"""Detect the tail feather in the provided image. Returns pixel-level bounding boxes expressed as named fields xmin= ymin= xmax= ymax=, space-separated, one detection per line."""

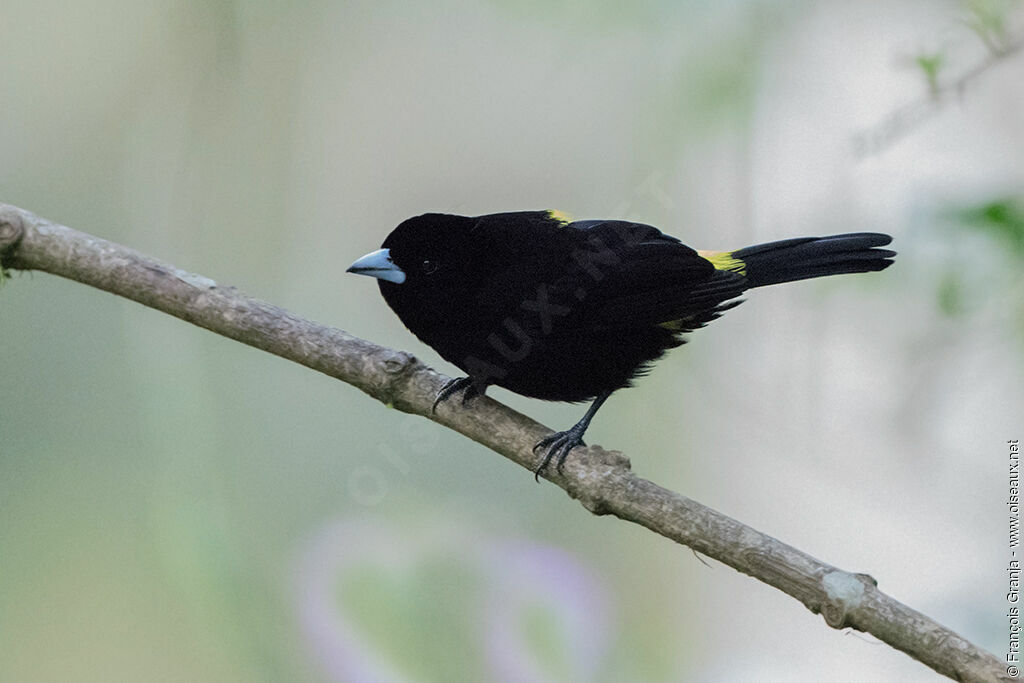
xmin=729 ymin=232 xmax=895 ymax=288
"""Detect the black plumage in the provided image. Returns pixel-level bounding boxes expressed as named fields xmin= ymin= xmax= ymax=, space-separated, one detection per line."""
xmin=347 ymin=210 xmax=895 ymax=477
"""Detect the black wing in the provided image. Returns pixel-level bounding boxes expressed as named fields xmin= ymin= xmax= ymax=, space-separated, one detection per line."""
xmin=558 ymin=220 xmax=748 ymax=332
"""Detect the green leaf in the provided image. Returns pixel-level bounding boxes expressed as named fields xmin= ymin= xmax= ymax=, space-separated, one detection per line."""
xmin=954 ymin=199 xmax=1024 ymax=256
xmin=914 ymin=53 xmax=945 ymax=94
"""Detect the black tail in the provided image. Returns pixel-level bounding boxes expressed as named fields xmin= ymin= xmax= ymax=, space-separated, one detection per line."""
xmin=732 ymin=233 xmax=895 ymax=288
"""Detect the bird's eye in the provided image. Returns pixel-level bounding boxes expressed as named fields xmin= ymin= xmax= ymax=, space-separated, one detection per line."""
xmin=421 ymin=259 xmax=438 ymax=275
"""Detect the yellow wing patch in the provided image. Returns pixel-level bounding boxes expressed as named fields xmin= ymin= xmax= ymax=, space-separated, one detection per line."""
xmin=546 ymin=210 xmax=573 ymax=225
xmin=698 ymin=250 xmax=746 ymax=275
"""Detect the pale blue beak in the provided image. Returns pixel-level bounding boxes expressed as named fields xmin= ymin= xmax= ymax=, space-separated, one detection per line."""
xmin=346 ymin=248 xmax=406 ymax=284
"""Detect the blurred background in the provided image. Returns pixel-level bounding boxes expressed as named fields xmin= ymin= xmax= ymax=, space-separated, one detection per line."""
xmin=2 ymin=0 xmax=1023 ymax=681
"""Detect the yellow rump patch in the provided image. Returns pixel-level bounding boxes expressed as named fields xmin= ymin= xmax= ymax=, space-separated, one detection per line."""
xmin=698 ymin=249 xmax=746 ymax=275
xmin=546 ymin=210 xmax=573 ymax=225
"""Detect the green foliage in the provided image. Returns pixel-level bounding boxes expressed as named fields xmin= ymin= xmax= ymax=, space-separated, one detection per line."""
xmin=914 ymin=53 xmax=945 ymax=94
xmin=938 ymin=197 xmax=1024 ymax=323
xmin=963 ymin=0 xmax=1013 ymax=52
xmin=955 ymin=198 xmax=1024 ymax=256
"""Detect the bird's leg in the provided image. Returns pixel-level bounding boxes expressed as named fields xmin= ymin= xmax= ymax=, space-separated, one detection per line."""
xmin=432 ymin=376 xmax=481 ymax=413
xmin=532 ymin=390 xmax=612 ymax=480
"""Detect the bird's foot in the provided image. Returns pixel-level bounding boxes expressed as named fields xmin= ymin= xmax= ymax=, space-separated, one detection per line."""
xmin=432 ymin=377 xmax=480 ymax=413
xmin=532 ymin=426 xmax=587 ymax=481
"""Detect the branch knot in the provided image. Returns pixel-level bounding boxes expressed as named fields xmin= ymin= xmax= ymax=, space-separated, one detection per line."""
xmin=0 ymin=208 xmax=25 ymax=255
xmin=374 ymin=350 xmax=420 ymax=405
xmin=382 ymin=351 xmax=415 ymax=376
xmin=821 ymin=570 xmax=873 ymax=629
xmin=566 ymin=446 xmax=632 ymax=514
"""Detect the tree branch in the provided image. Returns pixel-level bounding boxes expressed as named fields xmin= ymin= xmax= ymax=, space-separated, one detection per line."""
xmin=853 ymin=36 xmax=1024 ymax=158
xmin=0 ymin=202 xmax=1009 ymax=682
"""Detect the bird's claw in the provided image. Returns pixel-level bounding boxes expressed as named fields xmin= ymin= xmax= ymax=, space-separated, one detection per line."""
xmin=432 ymin=377 xmax=479 ymax=413
xmin=532 ymin=429 xmax=586 ymax=481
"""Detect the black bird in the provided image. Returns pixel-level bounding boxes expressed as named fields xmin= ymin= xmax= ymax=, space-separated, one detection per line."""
xmin=348 ymin=211 xmax=894 ymax=478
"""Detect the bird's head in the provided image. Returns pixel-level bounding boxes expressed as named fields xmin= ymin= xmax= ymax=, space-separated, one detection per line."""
xmin=348 ymin=213 xmax=503 ymax=336
xmin=347 ymin=213 xmax=479 ymax=290
xmin=347 ymin=211 xmax=570 ymax=342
